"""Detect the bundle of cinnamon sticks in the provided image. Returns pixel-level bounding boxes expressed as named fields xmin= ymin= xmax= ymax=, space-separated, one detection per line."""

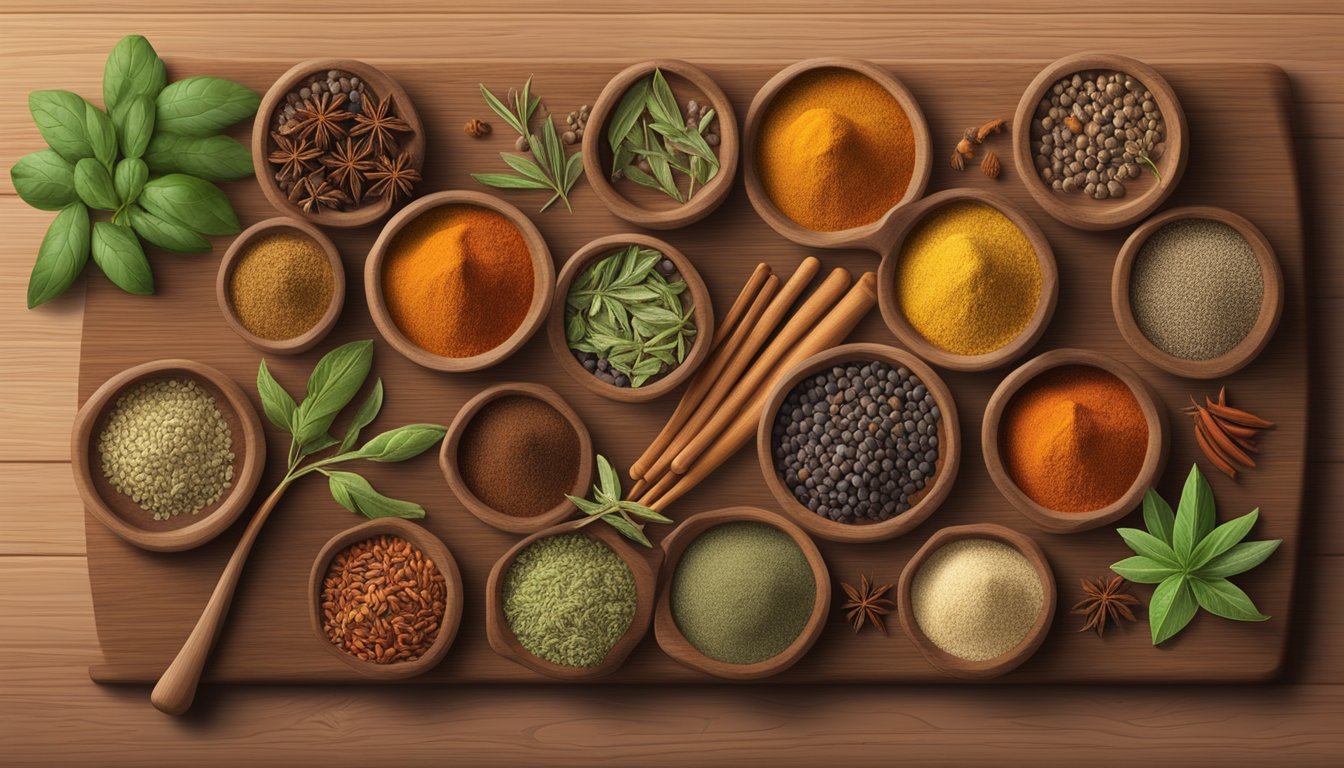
xmin=627 ymin=257 xmax=877 ymax=512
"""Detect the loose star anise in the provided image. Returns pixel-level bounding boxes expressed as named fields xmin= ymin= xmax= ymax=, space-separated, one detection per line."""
xmin=840 ymin=574 xmax=895 ymax=635
xmin=268 ymin=132 xmax=322 ymax=181
xmin=295 ymin=175 xmax=349 ymax=213
xmin=366 ymin=152 xmax=421 ymax=203
xmin=287 ymin=92 xmax=352 ymax=149
xmin=322 ymin=136 xmax=377 ymax=203
xmin=351 ymin=94 xmax=413 ymax=157
xmin=1072 ymin=575 xmax=1140 ymax=637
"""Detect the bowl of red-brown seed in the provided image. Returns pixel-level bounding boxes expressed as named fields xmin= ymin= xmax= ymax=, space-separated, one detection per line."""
xmin=308 ymin=517 xmax=463 ymax=679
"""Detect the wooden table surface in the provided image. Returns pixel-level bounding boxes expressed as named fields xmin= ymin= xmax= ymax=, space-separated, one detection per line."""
xmin=1 ymin=3 xmax=1341 ymax=766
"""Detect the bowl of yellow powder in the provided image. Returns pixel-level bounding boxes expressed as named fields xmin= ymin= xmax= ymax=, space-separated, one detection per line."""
xmin=877 ymin=189 xmax=1059 ymax=372
xmin=744 ymin=58 xmax=932 ymax=248
xmin=365 ymin=190 xmax=555 ymax=372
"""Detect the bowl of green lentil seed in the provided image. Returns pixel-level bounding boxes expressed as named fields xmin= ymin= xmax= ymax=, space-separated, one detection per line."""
xmin=71 ymin=359 xmax=267 ymax=552
xmin=1112 ymin=206 xmax=1284 ymax=379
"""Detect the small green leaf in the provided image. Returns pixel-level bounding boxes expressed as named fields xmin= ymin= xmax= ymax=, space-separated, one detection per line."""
xmin=29 ymin=90 xmax=94 ymax=164
xmin=11 ymin=150 xmax=77 ymax=211
xmin=144 ymin=134 xmax=253 ymax=181
xmin=478 ymin=82 xmax=526 ymax=136
xmin=1173 ymin=464 xmax=1215 ymax=562
xmin=27 ymin=202 xmax=90 ymax=309
xmin=471 ymin=171 xmax=551 ymax=190
xmin=139 ymin=174 xmax=240 ymax=236
xmin=1198 ymin=540 xmax=1281 ymax=579
xmin=1142 ymin=488 xmax=1176 ymax=546
xmin=1188 ymin=508 xmax=1259 ymax=570
xmin=354 ymin=424 xmax=446 ymax=463
xmin=113 ymin=158 xmax=148 ymax=205
xmin=90 ymin=221 xmax=153 ymax=295
xmin=154 ymin=76 xmax=260 ymax=136
xmin=647 ymin=69 xmax=682 ymax=127
xmin=84 ymin=105 xmax=117 ymax=169
xmin=1190 ymin=577 xmax=1269 ymax=622
xmin=566 ymin=495 xmax=606 ymax=516
xmin=1116 ymin=527 xmax=1183 ymax=568
xmin=602 ymin=512 xmax=651 ymax=547
xmin=325 ymin=471 xmax=426 ymax=520
xmin=103 ymin=35 xmax=166 ymax=114
xmin=256 ymin=359 xmax=297 ymax=434
xmin=596 ymin=454 xmax=622 ymax=500
xmin=620 ymin=502 xmax=672 ymax=524
xmin=292 ymin=340 xmax=373 ymax=446
xmin=73 ymin=158 xmax=120 ymax=211
xmin=1110 ymin=555 xmax=1180 ymax=584
xmin=112 ymin=95 xmax=155 ymax=160
xmin=338 ymin=379 xmax=383 ymax=454
xmin=608 ymin=78 xmax=650 ymax=152
xmin=1149 ymin=575 xmax=1198 ymax=645
xmin=299 ymin=434 xmax=340 ymax=457
xmin=125 ymin=204 xmax=211 ymax=253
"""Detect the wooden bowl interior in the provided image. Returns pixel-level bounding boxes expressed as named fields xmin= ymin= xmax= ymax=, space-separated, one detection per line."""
xmin=896 ymin=523 xmax=1057 ymax=680
xmin=756 ymin=343 xmax=961 ymax=543
xmin=653 ymin=506 xmax=831 ymax=680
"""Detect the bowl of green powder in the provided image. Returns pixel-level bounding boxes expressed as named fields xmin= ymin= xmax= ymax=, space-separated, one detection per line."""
xmin=71 ymin=359 xmax=267 ymax=552
xmin=486 ymin=523 xmax=659 ymax=680
xmin=655 ymin=507 xmax=830 ymax=680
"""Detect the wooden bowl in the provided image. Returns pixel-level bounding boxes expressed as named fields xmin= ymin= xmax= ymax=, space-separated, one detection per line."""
xmin=981 ymin=348 xmax=1169 ymax=534
xmin=875 ymin=188 xmax=1059 ymax=372
xmin=654 ymin=506 xmax=830 ymax=680
xmin=365 ymin=190 xmax=555 ymax=373
xmin=582 ymin=59 xmax=740 ymax=230
xmin=307 ymin=517 xmax=463 ymax=680
xmin=70 ymin=359 xmax=266 ymax=552
xmin=742 ymin=58 xmax=932 ymax=250
xmin=1011 ymin=52 xmax=1188 ymax=231
xmin=485 ymin=521 xmax=660 ymax=680
xmin=440 ymin=382 xmax=594 ymax=535
xmin=897 ymin=523 xmax=1056 ymax=680
xmin=253 ymin=58 xmax=425 ymax=229
xmin=756 ymin=343 xmax=961 ymax=543
xmin=216 ymin=216 xmax=345 ymax=355
xmin=547 ymin=233 xmax=714 ymax=403
xmin=1111 ymin=206 xmax=1284 ymax=379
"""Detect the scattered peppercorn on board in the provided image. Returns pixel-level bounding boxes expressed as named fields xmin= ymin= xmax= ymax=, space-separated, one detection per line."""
xmin=80 ymin=59 xmax=1304 ymax=684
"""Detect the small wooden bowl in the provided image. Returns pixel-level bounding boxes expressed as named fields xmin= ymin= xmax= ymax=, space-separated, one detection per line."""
xmin=308 ymin=517 xmax=464 ymax=680
xmin=70 ymin=359 xmax=266 ymax=552
xmin=897 ymin=523 xmax=1056 ymax=680
xmin=440 ymin=382 xmax=594 ymax=535
xmin=485 ymin=521 xmax=660 ymax=680
xmin=1012 ymin=52 xmax=1188 ymax=231
xmin=1112 ymin=206 xmax=1284 ymax=379
xmin=756 ymin=343 xmax=961 ymax=543
xmin=875 ymin=188 xmax=1059 ymax=372
xmin=742 ymin=58 xmax=933 ymax=251
xmin=253 ymin=58 xmax=425 ymax=229
xmin=216 ymin=216 xmax=345 ymax=355
xmin=365 ymin=190 xmax=555 ymax=373
xmin=981 ymin=348 xmax=1170 ymax=534
xmin=547 ymin=233 xmax=714 ymax=403
xmin=582 ymin=59 xmax=740 ymax=230
xmin=654 ymin=506 xmax=830 ymax=680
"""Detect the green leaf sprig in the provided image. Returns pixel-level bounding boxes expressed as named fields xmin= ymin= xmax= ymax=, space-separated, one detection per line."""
xmin=256 ymin=340 xmax=446 ymax=520
xmin=1111 ymin=464 xmax=1281 ymax=645
xmin=608 ymin=69 xmax=719 ymax=202
xmin=471 ymin=76 xmax=584 ymax=213
xmin=13 ymin=34 xmax=258 ymax=308
xmin=566 ymin=455 xmax=672 ymax=547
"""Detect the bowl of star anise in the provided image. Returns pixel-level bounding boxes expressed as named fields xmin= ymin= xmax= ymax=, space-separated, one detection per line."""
xmin=253 ymin=59 xmax=426 ymax=228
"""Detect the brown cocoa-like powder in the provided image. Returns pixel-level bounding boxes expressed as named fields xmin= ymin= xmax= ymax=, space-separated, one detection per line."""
xmin=458 ymin=395 xmax=581 ymax=517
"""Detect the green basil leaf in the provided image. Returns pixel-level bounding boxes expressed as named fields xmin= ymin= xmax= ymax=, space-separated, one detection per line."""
xmin=126 ymin=204 xmax=211 ymax=253
xmin=11 ymin=150 xmax=77 ymax=211
xmin=1142 ymin=488 xmax=1176 ymax=546
xmin=299 ymin=434 xmax=340 ymax=458
xmin=1173 ymin=464 xmax=1215 ymax=562
xmin=26 ymin=202 xmax=90 ymax=308
xmin=608 ymin=78 xmax=649 ymax=151
xmin=154 ymin=76 xmax=260 ymax=136
xmin=1149 ymin=574 xmax=1198 ymax=646
xmin=1116 ymin=527 xmax=1182 ymax=568
xmin=325 ymin=471 xmax=426 ymax=520
xmin=85 ymin=105 xmax=117 ymax=169
xmin=139 ymin=174 xmax=240 ymax=235
xmin=112 ymin=95 xmax=155 ymax=160
xmin=144 ymin=133 xmax=253 ymax=181
xmin=1189 ymin=576 xmax=1269 ymax=622
xmin=1197 ymin=540 xmax=1281 ymax=579
xmin=602 ymin=513 xmax=651 ymax=547
xmin=355 ymin=423 xmax=446 ymax=463
xmin=471 ymin=171 xmax=551 ymax=190
xmin=256 ymin=359 xmax=297 ymax=434
xmin=91 ymin=221 xmax=153 ymax=295
xmin=292 ymin=340 xmax=374 ymax=445
xmin=113 ymin=158 xmax=148 ymax=205
xmin=338 ymin=379 xmax=383 ymax=454
xmin=29 ymin=90 xmax=94 ymax=164
xmin=73 ymin=158 xmax=119 ymax=211
xmin=1188 ymin=508 xmax=1259 ymax=570
xmin=1109 ymin=555 xmax=1179 ymax=585
xmin=103 ymin=34 xmax=166 ymax=114
xmin=596 ymin=454 xmax=622 ymax=501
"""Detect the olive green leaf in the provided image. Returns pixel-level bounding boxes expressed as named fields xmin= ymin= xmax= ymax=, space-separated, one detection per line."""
xmin=1199 ymin=540 xmax=1282 ymax=579
xmin=1189 ymin=577 xmax=1269 ymax=622
xmin=91 ymin=221 xmax=153 ymax=295
xmin=154 ymin=76 xmax=260 ymax=136
xmin=139 ymin=174 xmax=240 ymax=235
xmin=144 ymin=134 xmax=253 ymax=181
xmin=292 ymin=340 xmax=373 ymax=445
xmin=27 ymin=202 xmax=90 ymax=309
xmin=1141 ymin=488 xmax=1176 ymax=547
xmin=566 ymin=454 xmax=671 ymax=547
xmin=112 ymin=95 xmax=155 ymax=160
xmin=125 ymin=204 xmax=211 ymax=253
xmin=103 ymin=34 xmax=166 ymax=114
xmin=608 ymin=78 xmax=649 ymax=152
xmin=1108 ymin=555 xmax=1179 ymax=585
xmin=338 ymin=379 xmax=384 ymax=454
xmin=1148 ymin=574 xmax=1198 ymax=646
xmin=256 ymin=359 xmax=297 ymax=433
xmin=73 ymin=158 xmax=119 ymax=211
xmin=299 ymin=434 xmax=341 ymax=458
xmin=29 ymin=90 xmax=95 ymax=164
xmin=113 ymin=158 xmax=148 ymax=206
xmin=472 ymin=77 xmax=582 ymax=213
xmin=11 ymin=150 xmax=77 ymax=211
xmin=84 ymin=105 xmax=117 ymax=169
xmin=325 ymin=471 xmax=426 ymax=520
xmin=353 ymin=424 xmax=446 ymax=464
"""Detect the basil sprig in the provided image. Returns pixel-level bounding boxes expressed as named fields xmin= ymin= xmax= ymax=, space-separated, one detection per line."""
xmin=255 ymin=341 xmax=446 ymax=521
xmin=471 ymin=76 xmax=584 ymax=213
xmin=567 ymin=455 xmax=672 ymax=547
xmin=12 ymin=34 xmax=257 ymax=308
xmin=1111 ymin=464 xmax=1281 ymax=645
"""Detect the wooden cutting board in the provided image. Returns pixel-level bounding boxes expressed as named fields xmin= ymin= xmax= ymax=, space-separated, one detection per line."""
xmin=81 ymin=59 xmax=1305 ymax=684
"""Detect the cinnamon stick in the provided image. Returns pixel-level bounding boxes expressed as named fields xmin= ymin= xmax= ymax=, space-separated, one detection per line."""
xmin=711 ymin=263 xmax=772 ymax=349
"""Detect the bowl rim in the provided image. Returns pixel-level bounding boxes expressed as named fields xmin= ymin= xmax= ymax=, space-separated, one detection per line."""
xmin=581 ymin=58 xmax=741 ymax=230
xmin=546 ymin=232 xmax=715 ymax=403
xmin=875 ymin=188 xmax=1060 ymax=372
xmin=981 ymin=347 xmax=1170 ymax=534
xmin=364 ymin=189 xmax=555 ymax=373
xmin=1111 ymin=205 xmax=1285 ymax=379
xmin=896 ymin=522 xmax=1057 ymax=680
xmin=1010 ymin=51 xmax=1188 ymax=232
xmin=742 ymin=57 xmax=933 ymax=251
xmin=484 ymin=520 xmax=661 ymax=680
xmin=252 ymin=58 xmax=426 ymax=229
xmin=439 ymin=381 xmax=595 ymax=535
xmin=654 ymin=506 xmax=831 ymax=680
xmin=307 ymin=517 xmax=464 ymax=679
xmin=216 ymin=216 xmax=346 ymax=356
xmin=70 ymin=359 xmax=267 ymax=552
xmin=755 ymin=343 xmax=962 ymax=543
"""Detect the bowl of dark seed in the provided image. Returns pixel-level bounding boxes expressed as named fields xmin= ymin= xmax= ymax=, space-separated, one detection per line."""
xmin=253 ymin=59 xmax=426 ymax=229
xmin=547 ymin=233 xmax=714 ymax=403
xmin=1012 ymin=52 xmax=1187 ymax=231
xmin=757 ymin=343 xmax=961 ymax=543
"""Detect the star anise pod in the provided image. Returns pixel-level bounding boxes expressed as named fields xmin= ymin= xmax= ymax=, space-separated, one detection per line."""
xmin=1072 ymin=575 xmax=1140 ymax=637
xmin=366 ymin=152 xmax=421 ymax=204
xmin=268 ymin=132 xmax=322 ymax=181
xmin=287 ymin=92 xmax=351 ymax=149
xmin=840 ymin=574 xmax=895 ymax=636
xmin=321 ymin=136 xmax=376 ymax=203
xmin=295 ymin=174 xmax=349 ymax=213
xmin=351 ymin=94 xmax=413 ymax=158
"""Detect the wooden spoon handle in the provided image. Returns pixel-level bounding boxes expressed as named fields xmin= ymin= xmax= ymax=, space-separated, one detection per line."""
xmin=150 ymin=483 xmax=287 ymax=715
